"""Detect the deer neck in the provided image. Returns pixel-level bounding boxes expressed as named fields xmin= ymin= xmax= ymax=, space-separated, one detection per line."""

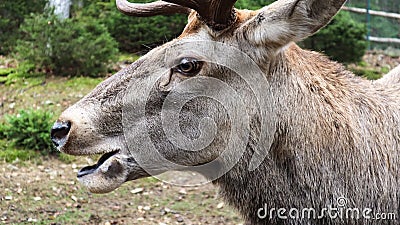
xmin=212 ymin=44 xmax=368 ymax=224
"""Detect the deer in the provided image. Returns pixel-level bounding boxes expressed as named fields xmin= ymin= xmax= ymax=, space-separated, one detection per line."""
xmin=50 ymin=0 xmax=400 ymax=224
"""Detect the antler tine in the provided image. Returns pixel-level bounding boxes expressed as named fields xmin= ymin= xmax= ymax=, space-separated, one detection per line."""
xmin=116 ymin=0 xmax=190 ymax=17
xmin=207 ymin=0 xmax=238 ymax=28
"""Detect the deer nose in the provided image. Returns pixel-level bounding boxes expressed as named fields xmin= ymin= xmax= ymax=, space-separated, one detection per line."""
xmin=51 ymin=121 xmax=71 ymax=148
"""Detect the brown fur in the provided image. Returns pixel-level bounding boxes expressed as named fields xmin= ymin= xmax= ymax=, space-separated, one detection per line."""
xmin=218 ymin=44 xmax=400 ymax=224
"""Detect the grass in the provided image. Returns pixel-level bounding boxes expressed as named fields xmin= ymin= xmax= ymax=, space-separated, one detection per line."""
xmin=118 ymin=53 xmax=141 ymax=64
xmin=0 ymin=75 xmax=103 ymax=121
xmin=0 ymin=148 xmax=39 ymax=163
xmin=347 ymin=60 xmax=387 ymax=80
xmin=0 ymin=139 xmax=74 ymax=164
xmin=58 ymin=153 xmax=77 ymax=164
xmin=0 ymin=67 xmax=15 ymax=76
xmin=0 ymin=68 xmax=15 ymax=83
xmin=0 ymin=140 xmax=41 ymax=163
xmin=64 ymin=76 xmax=104 ymax=89
xmin=0 ymin=139 xmax=41 ymax=163
xmin=349 ymin=67 xmax=383 ymax=80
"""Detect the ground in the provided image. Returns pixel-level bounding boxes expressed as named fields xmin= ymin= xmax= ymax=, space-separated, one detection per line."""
xmin=0 ymin=51 xmax=399 ymax=225
xmin=0 ymin=158 xmax=242 ymax=225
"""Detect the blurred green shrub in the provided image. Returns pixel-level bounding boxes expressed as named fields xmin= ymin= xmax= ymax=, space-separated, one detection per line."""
xmin=302 ymin=12 xmax=368 ymax=64
xmin=0 ymin=62 xmax=37 ymax=85
xmin=15 ymin=13 xmax=118 ymax=76
xmin=0 ymin=109 xmax=55 ymax=154
xmin=0 ymin=0 xmax=47 ymax=55
xmin=74 ymin=0 xmax=187 ymax=53
xmin=235 ymin=0 xmax=275 ymax=9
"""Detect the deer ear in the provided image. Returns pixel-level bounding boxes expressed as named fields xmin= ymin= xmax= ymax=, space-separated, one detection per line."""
xmin=242 ymin=0 xmax=346 ymax=47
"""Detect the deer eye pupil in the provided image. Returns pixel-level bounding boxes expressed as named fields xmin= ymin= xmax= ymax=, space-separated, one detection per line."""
xmin=180 ymin=61 xmax=194 ymax=72
xmin=176 ymin=58 xmax=202 ymax=76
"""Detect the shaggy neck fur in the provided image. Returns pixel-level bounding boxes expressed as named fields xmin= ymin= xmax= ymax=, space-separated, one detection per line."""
xmin=215 ymin=44 xmax=400 ymax=225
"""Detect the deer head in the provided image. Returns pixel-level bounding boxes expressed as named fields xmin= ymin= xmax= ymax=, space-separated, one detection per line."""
xmin=51 ymin=0 xmax=346 ymax=193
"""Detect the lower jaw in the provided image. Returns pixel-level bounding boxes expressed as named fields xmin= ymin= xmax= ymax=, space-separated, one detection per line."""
xmin=76 ymin=156 xmax=127 ymax=194
xmin=77 ymin=175 xmax=125 ymax=194
xmin=77 ymin=150 xmax=120 ymax=178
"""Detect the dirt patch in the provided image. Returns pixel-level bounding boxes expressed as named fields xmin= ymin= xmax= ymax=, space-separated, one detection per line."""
xmin=363 ymin=51 xmax=400 ymax=70
xmin=0 ymin=158 xmax=243 ymax=224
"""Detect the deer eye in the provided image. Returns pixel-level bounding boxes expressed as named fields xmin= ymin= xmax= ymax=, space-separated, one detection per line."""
xmin=175 ymin=58 xmax=203 ymax=76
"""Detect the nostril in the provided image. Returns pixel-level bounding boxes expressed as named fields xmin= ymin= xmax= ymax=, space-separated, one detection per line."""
xmin=51 ymin=121 xmax=71 ymax=148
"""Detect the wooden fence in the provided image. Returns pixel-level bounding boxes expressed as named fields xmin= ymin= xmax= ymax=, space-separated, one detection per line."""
xmin=342 ymin=6 xmax=400 ymax=45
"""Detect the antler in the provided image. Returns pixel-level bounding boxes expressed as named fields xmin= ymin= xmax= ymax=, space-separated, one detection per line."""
xmin=116 ymin=0 xmax=238 ymax=30
xmin=116 ymin=0 xmax=190 ymax=17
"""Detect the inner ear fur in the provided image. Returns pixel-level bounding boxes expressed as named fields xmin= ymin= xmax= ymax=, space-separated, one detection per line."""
xmin=240 ymin=0 xmax=346 ymax=47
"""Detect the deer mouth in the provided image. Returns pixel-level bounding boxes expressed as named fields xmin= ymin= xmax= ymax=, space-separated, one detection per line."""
xmin=74 ymin=148 xmax=131 ymax=193
xmin=77 ymin=150 xmax=120 ymax=178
